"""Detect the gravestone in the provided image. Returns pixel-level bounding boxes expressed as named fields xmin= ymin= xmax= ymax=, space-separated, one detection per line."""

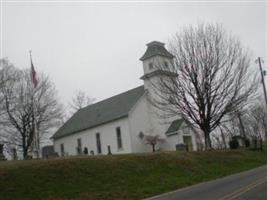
xmin=107 ymin=145 xmax=112 ymax=155
xmin=175 ymin=143 xmax=187 ymax=151
xmin=0 ymin=144 xmax=6 ymax=161
xmin=42 ymin=145 xmax=58 ymax=159
xmin=83 ymin=147 xmax=88 ymax=155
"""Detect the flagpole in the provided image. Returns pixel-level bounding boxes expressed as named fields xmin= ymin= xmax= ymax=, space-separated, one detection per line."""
xmin=29 ymin=50 xmax=40 ymax=159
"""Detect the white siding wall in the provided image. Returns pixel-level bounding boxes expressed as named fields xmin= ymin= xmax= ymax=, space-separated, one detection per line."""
xmin=164 ymin=133 xmax=182 ymax=151
xmin=142 ymin=55 xmax=178 ymax=141
xmin=128 ymin=94 xmax=198 ymax=152
xmin=142 ymin=55 xmax=174 ymax=80
xmin=128 ymin=94 xmax=173 ymax=152
xmin=54 ymin=118 xmax=132 ymax=156
xmin=165 ymin=123 xmax=198 ymax=151
xmin=139 ymin=54 xmax=198 ymax=151
xmin=128 ymin=95 xmax=154 ymax=153
xmin=54 ymin=96 xmax=198 ymax=156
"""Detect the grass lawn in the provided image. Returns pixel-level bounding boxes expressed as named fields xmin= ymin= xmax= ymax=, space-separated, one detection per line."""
xmin=1 ymin=150 xmax=267 ymax=200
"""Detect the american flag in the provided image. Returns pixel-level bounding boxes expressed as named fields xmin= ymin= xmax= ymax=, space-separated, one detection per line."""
xmin=30 ymin=51 xmax=38 ymax=88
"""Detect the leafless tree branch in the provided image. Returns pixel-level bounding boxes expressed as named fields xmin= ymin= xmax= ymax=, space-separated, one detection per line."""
xmin=149 ymin=24 xmax=259 ymax=149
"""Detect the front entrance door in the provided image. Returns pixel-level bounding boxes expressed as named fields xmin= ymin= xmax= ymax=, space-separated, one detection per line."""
xmin=183 ymin=136 xmax=193 ymax=151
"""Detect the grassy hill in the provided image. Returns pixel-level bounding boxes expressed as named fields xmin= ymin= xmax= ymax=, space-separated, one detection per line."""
xmin=1 ymin=150 xmax=267 ymax=200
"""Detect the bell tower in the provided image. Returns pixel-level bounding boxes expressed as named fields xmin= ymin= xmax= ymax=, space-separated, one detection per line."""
xmin=139 ymin=41 xmax=177 ymax=139
xmin=140 ymin=41 xmax=176 ymax=90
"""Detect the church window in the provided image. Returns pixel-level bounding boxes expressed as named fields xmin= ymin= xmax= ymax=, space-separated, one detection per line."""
xmin=116 ymin=127 xmax=123 ymax=149
xmin=60 ymin=143 xmax=64 ymax=156
xmin=138 ymin=132 xmax=144 ymax=139
xmin=149 ymin=62 xmax=153 ymax=70
xmin=77 ymin=138 xmax=82 ymax=155
xmin=96 ymin=133 xmax=102 ymax=154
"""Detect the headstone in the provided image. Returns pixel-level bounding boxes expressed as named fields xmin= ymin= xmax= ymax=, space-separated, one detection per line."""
xmin=175 ymin=143 xmax=187 ymax=151
xmin=42 ymin=145 xmax=57 ymax=159
xmin=83 ymin=147 xmax=88 ymax=155
xmin=107 ymin=145 xmax=112 ymax=155
xmin=0 ymin=144 xmax=7 ymax=161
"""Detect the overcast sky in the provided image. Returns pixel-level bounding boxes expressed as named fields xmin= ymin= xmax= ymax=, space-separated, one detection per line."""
xmin=1 ymin=1 xmax=266 ymax=112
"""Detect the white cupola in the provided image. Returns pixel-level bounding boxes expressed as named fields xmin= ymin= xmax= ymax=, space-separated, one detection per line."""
xmin=140 ymin=41 xmax=176 ymax=90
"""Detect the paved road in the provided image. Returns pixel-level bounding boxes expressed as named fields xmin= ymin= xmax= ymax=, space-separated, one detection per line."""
xmin=146 ymin=165 xmax=267 ymax=200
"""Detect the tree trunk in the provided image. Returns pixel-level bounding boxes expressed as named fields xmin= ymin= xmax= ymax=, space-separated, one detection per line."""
xmin=23 ymin=148 xmax=28 ymax=159
xmin=152 ymin=144 xmax=155 ymax=152
xmin=22 ymin=136 xmax=28 ymax=159
xmin=221 ymin=130 xmax=227 ymax=149
xmin=203 ymin=126 xmax=212 ymax=150
xmin=237 ymin=112 xmax=246 ymax=147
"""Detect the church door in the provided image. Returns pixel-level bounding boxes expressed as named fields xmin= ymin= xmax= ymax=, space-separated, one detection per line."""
xmin=183 ymin=136 xmax=193 ymax=151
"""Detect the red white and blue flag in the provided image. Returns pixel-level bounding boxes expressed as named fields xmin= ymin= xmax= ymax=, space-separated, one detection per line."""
xmin=30 ymin=52 xmax=38 ymax=88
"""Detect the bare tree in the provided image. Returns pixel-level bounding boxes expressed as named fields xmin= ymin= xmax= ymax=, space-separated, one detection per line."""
xmin=150 ymin=24 xmax=258 ymax=149
xmin=0 ymin=58 xmax=63 ymax=159
xmin=210 ymin=125 xmax=229 ymax=150
xmin=143 ymin=134 xmax=165 ymax=152
xmin=0 ymin=58 xmax=13 ymax=117
xmin=243 ymin=103 xmax=267 ymax=140
xmin=69 ymin=90 xmax=95 ymax=114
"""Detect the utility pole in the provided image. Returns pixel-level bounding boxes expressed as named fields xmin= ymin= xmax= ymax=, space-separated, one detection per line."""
xmin=256 ymin=57 xmax=267 ymax=107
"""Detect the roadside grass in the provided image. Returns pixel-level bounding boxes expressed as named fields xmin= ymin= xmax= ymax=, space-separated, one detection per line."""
xmin=1 ymin=150 xmax=267 ymax=200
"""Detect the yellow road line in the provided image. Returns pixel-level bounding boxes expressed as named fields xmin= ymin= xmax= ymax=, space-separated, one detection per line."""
xmin=219 ymin=176 xmax=267 ymax=200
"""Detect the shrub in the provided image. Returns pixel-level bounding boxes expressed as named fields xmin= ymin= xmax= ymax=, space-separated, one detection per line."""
xmin=229 ymin=139 xmax=239 ymax=149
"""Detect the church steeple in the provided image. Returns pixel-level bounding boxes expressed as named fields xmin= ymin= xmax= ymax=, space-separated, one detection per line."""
xmin=140 ymin=41 xmax=176 ymax=89
xmin=140 ymin=41 xmax=174 ymax=61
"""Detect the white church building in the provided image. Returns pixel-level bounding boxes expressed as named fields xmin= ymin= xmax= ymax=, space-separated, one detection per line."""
xmin=52 ymin=41 xmax=198 ymax=156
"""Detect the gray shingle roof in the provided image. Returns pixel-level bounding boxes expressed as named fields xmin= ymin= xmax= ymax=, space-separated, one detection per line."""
xmin=140 ymin=41 xmax=174 ymax=61
xmin=52 ymin=85 xmax=145 ymax=139
xmin=140 ymin=70 xmax=178 ymax=80
xmin=165 ymin=119 xmax=185 ymax=135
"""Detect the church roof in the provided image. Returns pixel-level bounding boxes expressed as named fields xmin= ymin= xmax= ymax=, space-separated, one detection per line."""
xmin=52 ymin=85 xmax=145 ymax=139
xmin=165 ymin=119 xmax=185 ymax=135
xmin=140 ymin=69 xmax=178 ymax=80
xmin=140 ymin=41 xmax=174 ymax=61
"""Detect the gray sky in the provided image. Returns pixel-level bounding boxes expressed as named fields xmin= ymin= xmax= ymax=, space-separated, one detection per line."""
xmin=1 ymin=1 xmax=266 ymax=111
